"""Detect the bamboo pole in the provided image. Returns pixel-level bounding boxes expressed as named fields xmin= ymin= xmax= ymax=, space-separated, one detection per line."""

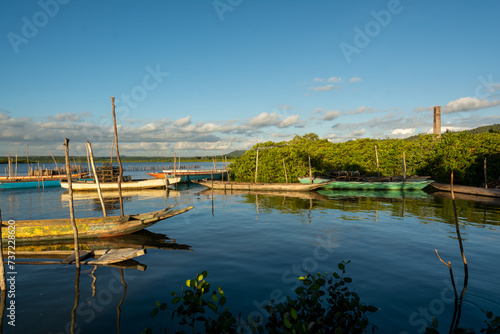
xmin=254 ymin=149 xmax=259 ymax=183
xmin=15 ymin=154 xmax=17 ymax=177
xmin=283 ymin=158 xmax=288 ymax=183
xmin=85 ymin=144 xmax=91 ymax=178
xmin=63 ymin=138 xmax=80 ymax=268
xmin=111 ymin=96 xmax=124 ymax=217
xmin=375 ymin=145 xmax=380 ymax=178
xmin=26 ymin=144 xmax=30 ymax=173
xmin=484 ymin=157 xmax=488 ymax=188
xmin=174 ymin=153 xmax=177 ymax=177
xmin=308 ymin=156 xmax=312 ymax=184
xmin=402 ymin=152 xmax=407 ymax=180
xmin=48 ymin=151 xmax=59 ymax=173
xmin=0 ymin=210 xmax=6 ymax=291
xmin=86 ymin=142 xmax=107 ymax=217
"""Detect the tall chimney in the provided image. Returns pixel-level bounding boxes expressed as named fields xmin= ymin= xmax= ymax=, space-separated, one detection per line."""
xmin=433 ymin=106 xmax=441 ymax=137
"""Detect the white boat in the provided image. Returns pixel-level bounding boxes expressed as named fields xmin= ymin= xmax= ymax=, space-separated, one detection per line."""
xmin=60 ymin=177 xmax=180 ymax=191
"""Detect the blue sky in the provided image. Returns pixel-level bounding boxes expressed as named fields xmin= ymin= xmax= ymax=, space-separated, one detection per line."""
xmin=1 ymin=0 xmax=499 ymax=158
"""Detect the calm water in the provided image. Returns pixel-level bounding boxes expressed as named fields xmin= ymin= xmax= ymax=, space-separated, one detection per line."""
xmin=1 ymin=163 xmax=500 ymax=334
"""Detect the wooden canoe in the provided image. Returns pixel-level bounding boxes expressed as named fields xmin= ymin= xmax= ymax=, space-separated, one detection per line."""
xmin=60 ymin=177 xmax=180 ymax=191
xmin=148 ymin=170 xmax=225 ymax=183
xmin=1 ymin=205 xmax=193 ymax=242
xmin=194 ymin=180 xmax=328 ymax=192
xmin=429 ymin=182 xmax=500 ymax=198
xmin=320 ymin=179 xmax=432 ymax=191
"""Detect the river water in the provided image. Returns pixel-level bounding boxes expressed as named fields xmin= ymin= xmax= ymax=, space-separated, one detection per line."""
xmin=1 ymin=162 xmax=499 ymax=333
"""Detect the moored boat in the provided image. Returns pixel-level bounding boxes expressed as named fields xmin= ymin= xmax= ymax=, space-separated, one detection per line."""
xmin=297 ymin=176 xmax=332 ymax=184
xmin=147 ymin=169 xmax=226 ymax=183
xmin=320 ymin=177 xmax=432 ymax=191
xmin=0 ymin=172 xmax=89 ymax=189
xmin=429 ymin=182 xmax=500 ymax=198
xmin=60 ymin=177 xmax=180 ymax=191
xmin=1 ymin=205 xmax=193 ymax=242
xmin=194 ymin=180 xmax=329 ymax=192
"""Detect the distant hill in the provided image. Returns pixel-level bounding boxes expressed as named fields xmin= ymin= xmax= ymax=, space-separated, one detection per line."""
xmin=467 ymin=124 xmax=500 ymax=134
xmin=406 ymin=124 xmax=500 ymax=141
xmin=226 ymin=150 xmax=246 ymax=158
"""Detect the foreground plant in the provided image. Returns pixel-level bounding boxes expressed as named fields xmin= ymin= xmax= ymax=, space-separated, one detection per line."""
xmin=265 ymin=260 xmax=377 ymax=334
xmin=142 ymin=261 xmax=378 ymax=333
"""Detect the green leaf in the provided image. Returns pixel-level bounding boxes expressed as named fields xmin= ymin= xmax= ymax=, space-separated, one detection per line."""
xmin=207 ymin=301 xmax=217 ymax=312
xmin=284 ymin=318 xmax=292 ymax=328
xmin=171 ymin=296 xmax=181 ymax=304
xmin=332 ymin=272 xmax=340 ymax=279
xmin=291 ymin=308 xmax=297 ymax=320
xmin=344 ymin=277 xmax=352 ymax=283
xmin=186 ymin=279 xmax=195 ymax=287
xmin=150 ymin=308 xmax=159 ymax=317
xmin=338 ymin=263 xmax=345 ymax=270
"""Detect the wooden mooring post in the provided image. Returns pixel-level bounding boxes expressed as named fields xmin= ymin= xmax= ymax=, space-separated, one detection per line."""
xmin=484 ymin=157 xmax=488 ymax=188
xmin=64 ymin=138 xmax=80 ymax=269
xmin=375 ymin=145 xmax=380 ymax=178
xmin=86 ymin=141 xmax=107 ymax=217
xmin=283 ymin=158 xmax=288 ymax=183
xmin=255 ymin=149 xmax=259 ymax=183
xmin=308 ymin=156 xmax=312 ymax=184
xmin=111 ymin=96 xmax=124 ymax=217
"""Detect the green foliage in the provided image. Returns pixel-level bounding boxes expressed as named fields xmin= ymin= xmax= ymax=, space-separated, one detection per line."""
xmin=229 ymin=132 xmax=500 ymax=187
xmin=265 ymin=260 xmax=377 ymax=334
xmin=143 ymin=263 xmax=377 ymax=334
xmin=481 ymin=310 xmax=500 ymax=333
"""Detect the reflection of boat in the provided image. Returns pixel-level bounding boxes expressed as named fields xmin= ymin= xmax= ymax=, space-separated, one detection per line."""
xmin=2 ymin=205 xmax=193 ymax=242
xmin=61 ymin=188 xmax=181 ymax=201
xmin=194 ymin=180 xmax=327 ymax=192
xmin=320 ymin=178 xmax=432 ymax=191
xmin=147 ymin=169 xmax=226 ymax=183
xmin=430 ymin=191 xmax=500 ymax=206
xmin=60 ymin=177 xmax=180 ymax=191
xmin=429 ymin=182 xmax=500 ymax=198
xmin=9 ymin=230 xmax=193 ymax=259
xmin=199 ymin=188 xmax=329 ymax=201
xmin=318 ymin=189 xmax=432 ymax=200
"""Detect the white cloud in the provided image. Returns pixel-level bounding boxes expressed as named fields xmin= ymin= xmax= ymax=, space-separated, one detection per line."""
xmin=174 ymin=116 xmax=192 ymax=127
xmin=352 ymin=129 xmax=365 ymax=137
xmin=248 ymin=112 xmax=281 ymax=127
xmin=327 ymin=76 xmax=342 ymax=83
xmin=308 ymin=85 xmax=339 ymax=92
xmin=47 ymin=112 xmax=88 ymax=122
xmin=443 ymin=97 xmax=500 ymax=113
xmin=279 ymin=115 xmax=300 ymax=128
xmin=349 ymin=76 xmax=362 ymax=83
xmin=322 ymin=110 xmax=341 ymax=121
xmin=389 ymin=128 xmax=415 ymax=136
xmin=313 ymin=78 xmax=324 ymax=82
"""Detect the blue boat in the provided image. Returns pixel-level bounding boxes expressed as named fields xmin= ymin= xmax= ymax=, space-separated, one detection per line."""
xmin=0 ymin=180 xmax=61 ymax=189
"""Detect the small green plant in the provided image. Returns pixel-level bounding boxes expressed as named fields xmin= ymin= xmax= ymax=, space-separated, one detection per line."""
xmin=143 ymin=262 xmax=378 ymax=334
xmin=265 ymin=260 xmax=377 ymax=333
xmin=481 ymin=310 xmax=500 ymax=334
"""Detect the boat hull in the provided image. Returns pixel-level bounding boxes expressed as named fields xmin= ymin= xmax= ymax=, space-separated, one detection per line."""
xmin=298 ymin=177 xmax=332 ymax=184
xmin=320 ymin=180 xmax=432 ymax=191
xmin=60 ymin=177 xmax=180 ymax=191
xmin=429 ymin=182 xmax=500 ymax=198
xmin=1 ymin=205 xmax=193 ymax=242
xmin=0 ymin=180 xmax=61 ymax=189
xmin=148 ymin=170 xmax=225 ymax=183
xmin=195 ymin=180 xmax=327 ymax=191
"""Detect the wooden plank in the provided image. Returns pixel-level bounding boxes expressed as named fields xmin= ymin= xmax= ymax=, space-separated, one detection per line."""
xmin=62 ymin=250 xmax=93 ymax=264
xmin=85 ymin=248 xmax=146 ymax=265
